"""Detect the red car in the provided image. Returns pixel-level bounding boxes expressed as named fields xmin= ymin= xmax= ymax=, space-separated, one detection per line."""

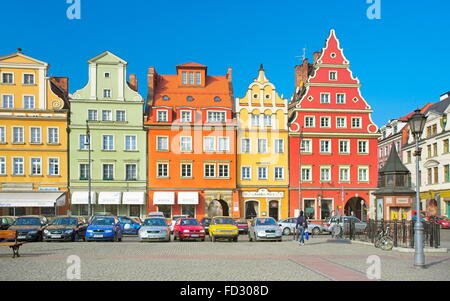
xmin=234 ymin=218 xmax=249 ymax=234
xmin=429 ymin=216 xmax=450 ymax=229
xmin=173 ymin=218 xmax=206 ymax=241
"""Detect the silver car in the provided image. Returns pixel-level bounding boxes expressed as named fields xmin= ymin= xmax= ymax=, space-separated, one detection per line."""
xmin=278 ymin=217 xmax=328 ymax=235
xmin=326 ymin=216 xmax=367 ymax=234
xmin=248 ymin=217 xmax=283 ymax=242
xmin=138 ymin=217 xmax=171 ymax=242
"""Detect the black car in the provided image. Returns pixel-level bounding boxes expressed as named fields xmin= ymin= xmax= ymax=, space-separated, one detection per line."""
xmin=0 ymin=216 xmax=15 ymax=230
xmin=200 ymin=217 xmax=211 ymax=234
xmin=43 ymin=216 xmax=88 ymax=242
xmin=8 ymin=216 xmax=48 ymax=242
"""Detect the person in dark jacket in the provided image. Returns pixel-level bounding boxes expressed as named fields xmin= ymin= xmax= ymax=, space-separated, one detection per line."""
xmin=296 ymin=211 xmax=307 ymax=245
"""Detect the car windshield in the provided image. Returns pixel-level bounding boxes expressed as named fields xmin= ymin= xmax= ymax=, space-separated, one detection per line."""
xmin=14 ymin=217 xmax=41 ymax=226
xmin=52 ymin=218 xmax=77 ymax=226
xmin=143 ymin=218 xmax=167 ymax=226
xmin=119 ymin=217 xmax=132 ymax=224
xmin=256 ymin=218 xmax=277 ymax=226
xmin=173 ymin=216 xmax=186 ymax=221
xmin=181 ymin=219 xmax=200 ymax=226
xmin=202 ymin=219 xmax=211 ymax=225
xmin=91 ymin=217 xmax=115 ymax=226
xmin=214 ymin=218 xmax=235 ymax=225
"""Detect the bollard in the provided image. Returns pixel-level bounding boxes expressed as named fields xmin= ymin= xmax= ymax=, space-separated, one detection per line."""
xmin=410 ymin=220 xmax=415 ymax=248
xmin=394 ymin=220 xmax=398 ymax=248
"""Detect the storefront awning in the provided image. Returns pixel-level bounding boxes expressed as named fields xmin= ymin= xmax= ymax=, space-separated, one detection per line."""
xmin=98 ymin=192 xmax=122 ymax=205
xmin=122 ymin=192 xmax=145 ymax=205
xmin=71 ymin=191 xmax=97 ymax=205
xmin=0 ymin=192 xmax=66 ymax=207
xmin=153 ymin=192 xmax=175 ymax=205
xmin=178 ymin=192 xmax=199 ymax=205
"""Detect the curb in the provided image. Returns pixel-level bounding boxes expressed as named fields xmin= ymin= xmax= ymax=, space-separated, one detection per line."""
xmin=349 ymin=240 xmax=448 ymax=253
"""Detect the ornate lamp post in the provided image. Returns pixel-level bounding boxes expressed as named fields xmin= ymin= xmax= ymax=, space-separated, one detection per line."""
xmin=408 ymin=109 xmax=427 ymax=268
xmin=85 ymin=120 xmax=92 ymax=217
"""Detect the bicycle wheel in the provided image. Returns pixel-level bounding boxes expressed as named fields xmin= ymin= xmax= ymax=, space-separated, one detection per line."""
xmin=380 ymin=236 xmax=393 ymax=251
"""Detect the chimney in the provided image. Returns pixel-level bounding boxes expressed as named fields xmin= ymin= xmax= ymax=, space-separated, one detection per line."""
xmin=294 ymin=58 xmax=310 ymax=88
xmin=51 ymin=77 xmax=69 ymax=96
xmin=440 ymin=92 xmax=450 ymax=101
xmin=147 ymin=67 xmax=156 ymax=110
xmin=313 ymin=51 xmax=321 ymax=64
xmin=129 ymin=74 xmax=138 ymax=91
xmin=226 ymin=67 xmax=232 ymax=82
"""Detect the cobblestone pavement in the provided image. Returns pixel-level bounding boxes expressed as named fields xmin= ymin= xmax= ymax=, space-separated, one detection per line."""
xmin=0 ymin=234 xmax=448 ymax=281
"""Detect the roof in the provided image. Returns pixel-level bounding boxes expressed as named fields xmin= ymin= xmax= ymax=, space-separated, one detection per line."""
xmin=176 ymin=62 xmax=207 ymax=68
xmin=425 ymin=96 xmax=450 ymax=116
xmin=379 ymin=145 xmax=410 ymax=174
xmin=398 ymin=103 xmax=435 ymax=121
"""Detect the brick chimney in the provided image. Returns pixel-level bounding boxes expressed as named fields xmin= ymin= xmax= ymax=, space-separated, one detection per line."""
xmin=147 ymin=67 xmax=157 ymax=111
xmin=226 ymin=67 xmax=232 ymax=82
xmin=50 ymin=77 xmax=69 ymax=96
xmin=129 ymin=74 xmax=138 ymax=91
xmin=313 ymin=51 xmax=321 ymax=64
xmin=294 ymin=59 xmax=310 ymax=88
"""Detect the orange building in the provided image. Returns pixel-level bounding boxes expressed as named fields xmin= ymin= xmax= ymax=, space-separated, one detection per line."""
xmin=145 ymin=63 xmax=238 ymax=220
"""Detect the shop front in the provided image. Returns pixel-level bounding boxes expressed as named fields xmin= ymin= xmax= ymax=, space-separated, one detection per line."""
xmin=0 ymin=191 xmax=67 ymax=217
xmin=150 ymin=191 xmax=202 ymax=219
xmin=240 ymin=188 xmax=288 ymax=220
xmin=204 ymin=190 xmax=236 ymax=218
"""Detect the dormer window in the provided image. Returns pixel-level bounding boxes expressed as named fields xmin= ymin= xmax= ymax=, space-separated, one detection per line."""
xmin=182 ymin=72 xmax=187 ymax=85
xmin=157 ymin=110 xmax=168 ymax=122
xmin=104 ymin=72 xmax=110 ymax=78
xmin=207 ymin=111 xmax=226 ymax=123
xmin=214 ymin=96 xmax=221 ymax=102
xmin=195 ymin=72 xmax=201 ymax=85
xmin=329 ymin=71 xmax=337 ymax=81
xmin=162 ymin=95 xmax=170 ymax=101
xmin=189 ymin=72 xmax=194 ymax=85
xmin=186 ymin=96 xmax=194 ymax=102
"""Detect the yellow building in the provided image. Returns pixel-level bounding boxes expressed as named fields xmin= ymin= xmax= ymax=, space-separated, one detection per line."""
xmin=236 ymin=65 xmax=289 ymax=220
xmin=0 ymin=51 xmax=69 ymax=217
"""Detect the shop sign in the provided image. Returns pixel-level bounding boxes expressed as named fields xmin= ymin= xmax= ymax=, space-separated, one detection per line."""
xmin=242 ymin=189 xmax=284 ymax=198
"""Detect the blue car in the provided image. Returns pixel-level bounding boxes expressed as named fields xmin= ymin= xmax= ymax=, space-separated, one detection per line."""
xmin=85 ymin=216 xmax=123 ymax=242
xmin=118 ymin=216 xmax=141 ymax=235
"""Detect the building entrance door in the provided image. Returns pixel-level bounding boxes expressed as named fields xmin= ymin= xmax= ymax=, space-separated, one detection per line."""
xmin=269 ymin=200 xmax=279 ymax=221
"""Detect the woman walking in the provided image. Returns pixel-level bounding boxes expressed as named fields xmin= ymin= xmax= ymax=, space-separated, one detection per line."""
xmin=296 ymin=211 xmax=308 ymax=246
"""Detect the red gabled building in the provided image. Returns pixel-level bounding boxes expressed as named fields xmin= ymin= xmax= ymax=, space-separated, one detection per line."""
xmin=145 ymin=63 xmax=239 ymax=221
xmin=288 ymin=29 xmax=380 ymax=221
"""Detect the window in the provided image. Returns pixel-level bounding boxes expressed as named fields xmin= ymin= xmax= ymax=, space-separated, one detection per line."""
xmin=433 ymin=143 xmax=438 ymax=157
xmin=241 ymin=138 xmax=250 ymax=153
xmin=0 ymin=127 xmax=5 ymax=143
xmin=320 ymin=93 xmax=330 ymax=104
xmin=182 ymin=205 xmax=196 ymax=218
xmin=304 ymin=199 xmax=316 ymax=220
xmin=358 ymin=141 xmax=368 ymax=154
xmin=79 ymin=134 xmax=88 ymax=150
xmin=339 ymin=140 xmax=349 ymax=154
xmin=116 ymin=110 xmax=126 ymax=122
xmin=189 ymin=72 xmax=194 ymax=85
xmin=336 ymin=93 xmax=346 ymax=104
xmin=182 ymin=72 xmax=187 ymax=85
xmin=274 ymin=167 xmax=284 ymax=180
xmin=180 ymin=111 xmax=192 ymax=123
xmin=444 ymin=139 xmax=449 ymax=154
xmin=352 ymin=117 xmax=362 ymax=128
xmin=180 ymin=137 xmax=192 ymax=152
xmin=258 ymin=167 xmax=268 ymax=180
xmin=263 ymin=115 xmax=272 ymax=127
xmin=13 ymin=157 xmax=24 ymax=175
xmin=2 ymin=95 xmax=13 ymax=108
xmin=103 ymin=164 xmax=114 ymax=180
xmin=156 ymin=136 xmax=168 ymax=151
xmin=195 ymin=72 xmax=201 ymax=85
xmin=102 ymin=110 xmax=112 ymax=121
xmin=321 ymin=199 xmax=333 ymax=220
xmin=444 ymin=165 xmax=450 ymax=182
xmin=329 ymin=71 xmax=337 ymax=81
xmin=0 ymin=157 xmax=5 ymax=175
xmin=406 ymin=151 xmax=412 ymax=164
xmin=103 ymin=89 xmax=112 ymax=98
xmin=339 ymin=167 xmax=350 ymax=182
xmin=258 ymin=139 xmax=268 ymax=153
xmin=204 ymin=136 xmax=215 ymax=152
xmin=2 ymin=73 xmax=13 ymax=84
xmin=23 ymin=73 xmax=34 ymax=85
xmin=204 ymin=164 xmax=215 ymax=178
xmin=104 ymin=72 xmax=110 ymax=78
xmin=434 ymin=167 xmax=439 ymax=184
xmin=218 ymin=137 xmax=230 ymax=152
xmin=126 ymin=164 xmax=137 ymax=181
xmin=125 ymin=136 xmax=137 ymax=151
xmin=241 ymin=167 xmax=251 ymax=180
xmin=157 ymin=110 xmax=168 ymax=122
xmin=207 ymin=111 xmax=226 ymax=123
xmin=79 ymin=164 xmax=90 ymax=180
xmin=24 ymin=96 xmax=34 ymax=109
xmin=320 ymin=140 xmax=331 ymax=153
xmin=48 ymin=158 xmax=59 ymax=176
xmin=320 ymin=117 xmax=330 ymax=128
xmin=358 ymin=167 xmax=369 ymax=182
xmin=102 ymin=135 xmax=114 ymax=150
xmin=275 ymin=139 xmax=284 ymax=153
xmin=301 ymin=139 xmax=312 ymax=153
xmin=31 ymin=158 xmax=41 ymax=175
xmin=336 ymin=117 xmax=346 ymax=128
xmin=48 ymin=128 xmax=59 ymax=144
xmin=88 ymin=110 xmax=98 ymax=121
xmin=12 ymin=127 xmax=24 ymax=143
xmin=305 ymin=116 xmax=315 ymax=128
xmin=251 ymin=114 xmax=260 ymax=127
xmin=320 ymin=167 xmax=331 ymax=182
xmin=301 ymin=167 xmax=311 ymax=181
xmin=181 ymin=164 xmax=192 ymax=178
xmin=218 ymin=164 xmax=229 ymax=178
xmin=30 ymin=127 xmax=41 ymax=144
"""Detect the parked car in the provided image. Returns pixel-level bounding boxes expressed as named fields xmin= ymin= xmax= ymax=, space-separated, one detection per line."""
xmin=326 ymin=216 xmax=367 ymax=234
xmin=138 ymin=217 xmax=171 ymax=242
xmin=209 ymin=216 xmax=239 ymax=242
xmin=200 ymin=217 xmax=211 ymax=234
xmin=43 ymin=216 xmax=88 ymax=242
xmin=169 ymin=215 xmax=189 ymax=233
xmin=118 ymin=216 xmax=141 ymax=235
xmin=85 ymin=216 xmax=123 ymax=242
xmin=429 ymin=216 xmax=450 ymax=229
xmin=234 ymin=218 xmax=249 ymax=234
xmin=0 ymin=216 xmax=15 ymax=230
xmin=8 ymin=216 xmax=48 ymax=242
xmin=173 ymin=218 xmax=205 ymax=241
xmin=149 ymin=212 xmax=165 ymax=218
xmin=412 ymin=211 xmax=429 ymax=222
xmin=278 ymin=217 xmax=328 ymax=235
xmin=249 ymin=217 xmax=282 ymax=242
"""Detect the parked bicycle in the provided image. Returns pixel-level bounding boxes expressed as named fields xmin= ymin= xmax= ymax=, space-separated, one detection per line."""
xmin=374 ymin=225 xmax=394 ymax=251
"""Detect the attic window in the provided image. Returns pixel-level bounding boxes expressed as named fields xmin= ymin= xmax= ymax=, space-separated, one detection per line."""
xmin=104 ymin=73 xmax=110 ymax=78
xmin=253 ymin=94 xmax=258 ymax=99
xmin=162 ymin=95 xmax=170 ymax=101
xmin=186 ymin=96 xmax=194 ymax=102
xmin=214 ymin=96 xmax=221 ymax=102
xmin=330 ymin=53 xmax=337 ymax=58
xmin=265 ymin=94 xmax=271 ymax=100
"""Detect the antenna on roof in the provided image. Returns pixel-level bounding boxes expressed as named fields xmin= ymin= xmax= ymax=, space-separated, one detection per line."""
xmin=295 ymin=46 xmax=307 ymax=63
xmin=17 ymin=48 xmax=23 ymax=53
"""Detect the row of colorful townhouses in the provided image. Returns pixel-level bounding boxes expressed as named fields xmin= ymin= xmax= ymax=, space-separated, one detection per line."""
xmin=0 ymin=30 xmax=384 ymax=222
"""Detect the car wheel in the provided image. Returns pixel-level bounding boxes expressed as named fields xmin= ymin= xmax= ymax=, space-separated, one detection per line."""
xmin=283 ymin=227 xmax=291 ymax=236
xmin=312 ymin=227 xmax=321 ymax=236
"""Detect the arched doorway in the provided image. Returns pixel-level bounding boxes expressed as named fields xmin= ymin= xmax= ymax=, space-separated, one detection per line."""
xmin=345 ymin=197 xmax=367 ymax=220
xmin=245 ymin=200 xmax=259 ymax=220
xmin=268 ymin=200 xmax=279 ymax=221
xmin=207 ymin=199 xmax=230 ymax=217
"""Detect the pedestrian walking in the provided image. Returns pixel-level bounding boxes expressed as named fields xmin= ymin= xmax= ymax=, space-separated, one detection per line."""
xmin=296 ymin=211 xmax=308 ymax=246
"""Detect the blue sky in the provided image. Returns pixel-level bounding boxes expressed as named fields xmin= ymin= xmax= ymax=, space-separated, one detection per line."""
xmin=1 ymin=0 xmax=448 ymax=126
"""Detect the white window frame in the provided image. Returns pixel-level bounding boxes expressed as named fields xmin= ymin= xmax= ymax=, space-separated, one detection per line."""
xmin=320 ymin=93 xmax=330 ymax=104
xmin=102 ymin=110 xmax=113 ymax=121
xmin=320 ymin=167 xmax=331 ymax=182
xmin=0 ymin=157 xmax=6 ymax=175
xmin=48 ymin=157 xmax=60 ymax=176
xmin=103 ymin=89 xmax=112 ymax=98
xmin=157 ymin=110 xmax=168 ymax=122
xmin=23 ymin=95 xmax=35 ymax=109
xmin=79 ymin=134 xmax=89 ymax=150
xmin=88 ymin=109 xmax=98 ymax=121
xmin=116 ymin=110 xmax=126 ymax=122
xmin=207 ymin=111 xmax=226 ymax=123
xmin=320 ymin=139 xmax=331 ymax=154
xmin=218 ymin=163 xmax=230 ymax=178
xmin=204 ymin=163 xmax=216 ymax=178
xmin=320 ymin=116 xmax=331 ymax=128
xmin=157 ymin=162 xmax=169 ymax=178
xmin=339 ymin=139 xmax=350 ymax=154
xmin=156 ymin=136 xmax=169 ymax=152
xmin=263 ymin=114 xmax=272 ymax=127
xmin=102 ymin=163 xmax=115 ymax=180
xmin=304 ymin=116 xmax=315 ymax=128
xmin=258 ymin=166 xmax=268 ymax=180
xmin=274 ymin=139 xmax=284 ymax=154
xmin=22 ymin=73 xmax=35 ymax=85
xmin=12 ymin=126 xmax=24 ymax=144
xmin=329 ymin=71 xmax=338 ymax=81
xmin=336 ymin=116 xmax=347 ymax=128
xmin=241 ymin=138 xmax=251 ymax=153
xmin=336 ymin=93 xmax=346 ymax=104
xmin=339 ymin=166 xmax=350 ymax=182
xmin=29 ymin=127 xmax=42 ymax=144
xmin=180 ymin=110 xmax=192 ymax=123
xmin=2 ymin=94 xmax=14 ymax=108
xmin=0 ymin=126 xmax=5 ymax=143
xmin=301 ymin=139 xmax=312 ymax=153
xmin=251 ymin=114 xmax=260 ymax=127
xmin=301 ymin=166 xmax=312 ymax=182
xmin=180 ymin=163 xmax=193 ymax=178
xmin=241 ymin=166 xmax=251 ymax=180
xmin=358 ymin=140 xmax=369 ymax=154
xmin=125 ymin=164 xmax=138 ymax=181
xmin=352 ymin=117 xmax=362 ymax=129
xmin=258 ymin=138 xmax=268 ymax=154
xmin=274 ymin=167 xmax=284 ymax=180
xmin=1 ymin=72 xmax=14 ymax=84
xmin=217 ymin=137 xmax=230 ymax=152
xmin=203 ymin=136 xmax=216 ymax=153
xmin=47 ymin=127 xmax=59 ymax=144
xmin=79 ymin=163 xmax=90 ymax=180
xmin=102 ymin=135 xmax=115 ymax=151
xmin=124 ymin=135 xmax=137 ymax=151
xmin=12 ymin=157 xmax=24 ymax=176
xmin=30 ymin=157 xmax=42 ymax=176
xmin=358 ymin=166 xmax=369 ymax=182
xmin=180 ymin=136 xmax=192 ymax=152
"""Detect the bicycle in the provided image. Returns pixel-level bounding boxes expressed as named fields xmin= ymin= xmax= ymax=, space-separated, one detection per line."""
xmin=374 ymin=225 xmax=394 ymax=251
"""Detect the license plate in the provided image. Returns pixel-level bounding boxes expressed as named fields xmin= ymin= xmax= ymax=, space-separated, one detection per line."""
xmin=191 ymin=234 xmax=199 ymax=237
xmin=94 ymin=235 xmax=103 ymax=238
xmin=18 ymin=236 xmax=26 ymax=239
xmin=267 ymin=234 xmax=276 ymax=237
xmin=52 ymin=235 xmax=62 ymax=239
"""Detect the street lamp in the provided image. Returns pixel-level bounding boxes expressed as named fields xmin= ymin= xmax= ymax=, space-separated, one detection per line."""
xmin=298 ymin=127 xmax=305 ymax=216
xmin=85 ymin=120 xmax=92 ymax=217
xmin=408 ymin=109 xmax=427 ymax=268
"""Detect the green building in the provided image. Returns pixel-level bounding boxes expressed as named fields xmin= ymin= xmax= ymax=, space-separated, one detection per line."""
xmin=69 ymin=51 xmax=146 ymax=218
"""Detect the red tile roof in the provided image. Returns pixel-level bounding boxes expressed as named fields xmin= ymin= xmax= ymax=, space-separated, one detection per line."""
xmin=398 ymin=103 xmax=435 ymax=121
xmin=176 ymin=62 xmax=207 ymax=68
